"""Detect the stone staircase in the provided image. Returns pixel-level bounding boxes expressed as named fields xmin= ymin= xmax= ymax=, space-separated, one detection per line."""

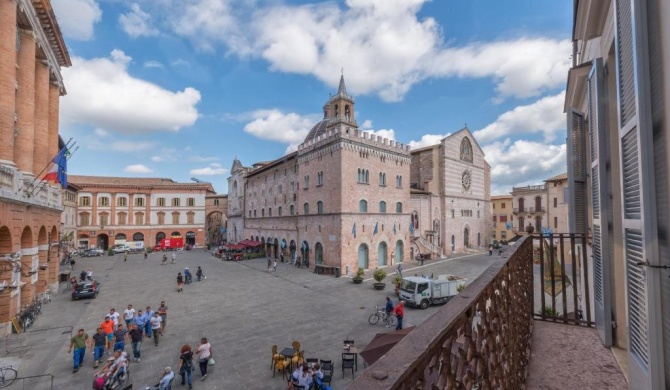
xmin=412 ymin=235 xmax=443 ymax=258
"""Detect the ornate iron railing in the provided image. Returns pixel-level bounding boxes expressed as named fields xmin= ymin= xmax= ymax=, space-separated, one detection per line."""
xmin=350 ymin=236 xmax=534 ymax=389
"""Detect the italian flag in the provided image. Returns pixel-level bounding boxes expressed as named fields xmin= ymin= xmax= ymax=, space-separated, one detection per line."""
xmin=43 ymin=148 xmax=68 ymax=187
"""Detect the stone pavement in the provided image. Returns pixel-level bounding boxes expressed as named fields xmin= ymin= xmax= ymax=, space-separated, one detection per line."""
xmin=2 ymin=249 xmax=497 ymax=389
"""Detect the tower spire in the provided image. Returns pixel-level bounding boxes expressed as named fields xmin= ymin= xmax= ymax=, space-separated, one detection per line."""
xmin=338 ymin=72 xmax=347 ymax=95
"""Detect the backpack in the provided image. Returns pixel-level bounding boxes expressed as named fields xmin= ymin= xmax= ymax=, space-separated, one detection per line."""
xmin=181 ymin=354 xmax=194 ymax=373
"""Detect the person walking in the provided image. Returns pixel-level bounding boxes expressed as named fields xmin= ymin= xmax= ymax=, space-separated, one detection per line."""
xmin=178 ymin=344 xmax=195 ymax=389
xmin=161 ymin=254 xmax=167 ymax=265
xmin=171 ymin=252 xmax=176 ymax=264
xmin=86 ymin=268 xmax=93 ymax=281
xmin=150 ymin=312 xmax=162 ymax=346
xmin=100 ymin=316 xmax=115 ymax=354
xmin=68 ymin=328 xmax=89 ymax=373
xmin=113 ymin=324 xmax=128 ymax=352
xmin=397 ymin=263 xmax=403 ymax=278
xmin=134 ymin=310 xmax=146 ymax=339
xmin=392 ymin=300 xmax=405 ymax=330
xmin=195 ymin=337 xmax=212 ymax=380
xmin=79 ymin=269 xmax=87 ymax=282
xmin=123 ymin=305 xmax=135 ymax=327
xmin=184 ymin=267 xmax=192 ymax=284
xmin=267 ymin=258 xmax=272 ymax=272
xmin=157 ymin=301 xmax=168 ymax=335
xmin=108 ymin=308 xmax=120 ymax=331
xmin=384 ymin=297 xmax=395 ymax=328
xmin=128 ymin=323 xmax=143 ymax=362
xmin=488 ymin=244 xmax=493 ymax=256
xmin=143 ymin=249 xmax=148 ymax=260
xmin=273 ymin=258 xmax=277 ymax=272
xmin=280 ymin=253 xmax=284 ymax=263
xmin=145 ymin=307 xmax=155 ymax=338
xmin=196 ymin=266 xmax=204 ymax=282
xmin=177 ymin=273 xmax=184 ymax=292
xmin=91 ymin=327 xmax=106 ymax=368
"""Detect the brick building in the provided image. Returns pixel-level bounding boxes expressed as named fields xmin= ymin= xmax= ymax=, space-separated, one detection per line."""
xmin=229 ymin=76 xmax=412 ymax=275
xmin=69 ymin=176 xmax=215 ymax=250
xmin=408 ymin=129 xmax=492 ymax=256
xmin=0 ymin=0 xmax=70 ymax=333
xmin=205 ymin=194 xmax=227 ymax=247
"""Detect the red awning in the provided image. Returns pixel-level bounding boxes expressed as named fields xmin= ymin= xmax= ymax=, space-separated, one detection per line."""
xmin=238 ymin=240 xmax=263 ymax=247
xmin=223 ymin=244 xmax=246 ymax=250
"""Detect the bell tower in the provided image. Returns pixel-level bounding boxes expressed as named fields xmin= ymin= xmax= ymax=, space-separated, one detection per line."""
xmin=324 ymin=74 xmax=357 ymax=130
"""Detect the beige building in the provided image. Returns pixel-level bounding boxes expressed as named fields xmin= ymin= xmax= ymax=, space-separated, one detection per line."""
xmin=409 ymin=129 xmax=491 ymax=256
xmin=491 ymin=195 xmax=513 ymax=241
xmin=0 ymin=0 xmax=70 ymax=333
xmin=61 ymin=183 xmax=81 ymax=244
xmin=566 ymin=0 xmax=670 ymax=387
xmin=69 ymin=176 xmax=215 ymax=249
xmin=544 ymin=173 xmax=569 ymax=233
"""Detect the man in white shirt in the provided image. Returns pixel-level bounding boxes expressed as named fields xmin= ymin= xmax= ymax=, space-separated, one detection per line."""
xmin=123 ymin=305 xmax=135 ymax=326
xmin=108 ymin=308 xmax=121 ymax=330
xmin=148 ymin=367 xmax=174 ymax=390
xmin=150 ymin=313 xmax=162 ymax=346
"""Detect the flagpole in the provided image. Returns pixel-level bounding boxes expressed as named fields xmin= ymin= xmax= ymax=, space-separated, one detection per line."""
xmin=30 ymin=140 xmax=76 ymax=198
xmin=22 ymin=138 xmax=74 ymax=195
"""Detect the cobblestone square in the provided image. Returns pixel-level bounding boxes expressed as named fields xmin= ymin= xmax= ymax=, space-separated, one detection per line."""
xmin=3 ymin=249 xmax=498 ymax=389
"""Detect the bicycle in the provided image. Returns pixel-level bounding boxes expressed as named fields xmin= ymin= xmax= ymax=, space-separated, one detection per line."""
xmin=0 ymin=365 xmax=18 ymax=388
xmin=368 ymin=305 xmax=397 ymax=327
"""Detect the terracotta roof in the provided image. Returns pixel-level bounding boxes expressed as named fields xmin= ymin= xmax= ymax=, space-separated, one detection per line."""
xmin=545 ymin=172 xmax=568 ymax=182
xmin=69 ymin=175 xmax=215 ymax=192
xmin=491 ymin=195 xmax=512 ymax=200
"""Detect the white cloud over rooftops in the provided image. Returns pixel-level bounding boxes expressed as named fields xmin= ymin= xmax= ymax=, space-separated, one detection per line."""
xmin=124 ymin=164 xmax=153 ymax=173
xmin=52 ymin=0 xmax=102 ymax=41
xmin=119 ymin=3 xmax=159 ymax=38
xmin=190 ymin=163 xmax=228 ymax=176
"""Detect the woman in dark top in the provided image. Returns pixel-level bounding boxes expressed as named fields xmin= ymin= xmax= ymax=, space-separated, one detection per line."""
xmin=179 ymin=344 xmax=194 ymax=389
xmin=177 ymin=273 xmax=184 ymax=292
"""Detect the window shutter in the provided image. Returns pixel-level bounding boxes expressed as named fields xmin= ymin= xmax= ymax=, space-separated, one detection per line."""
xmin=614 ymin=0 xmax=665 ymax=387
xmin=587 ymin=58 xmax=613 ymax=346
xmin=567 ymin=108 xmax=587 ymax=234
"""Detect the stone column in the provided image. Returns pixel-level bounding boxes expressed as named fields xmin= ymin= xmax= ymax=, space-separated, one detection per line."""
xmin=0 ymin=0 xmax=17 ymax=165
xmin=14 ymin=29 xmax=36 ymax=175
xmin=33 ymin=61 xmax=50 ymax=176
xmin=48 ymin=82 xmax=60 ymax=160
xmin=36 ymin=244 xmax=48 ymax=293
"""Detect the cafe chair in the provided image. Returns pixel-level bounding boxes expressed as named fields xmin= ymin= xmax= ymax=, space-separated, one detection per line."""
xmin=273 ymin=356 xmax=289 ymax=378
xmin=291 ymin=350 xmax=304 ymax=368
xmin=319 ymin=359 xmax=333 ymax=385
xmin=344 ymin=339 xmax=355 ymax=346
xmin=271 ymin=345 xmax=280 ymax=370
xmin=305 ymin=358 xmax=318 ymax=365
xmin=342 ymin=353 xmax=356 ymax=379
xmin=292 ymin=340 xmax=301 ymax=352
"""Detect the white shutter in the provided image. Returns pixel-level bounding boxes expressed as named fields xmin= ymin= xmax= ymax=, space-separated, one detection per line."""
xmin=587 ymin=58 xmax=612 ymax=346
xmin=567 ymin=109 xmax=587 ymax=234
xmin=614 ymin=0 xmax=665 ymax=388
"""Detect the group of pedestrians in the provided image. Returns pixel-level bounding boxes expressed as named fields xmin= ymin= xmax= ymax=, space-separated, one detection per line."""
xmin=177 ymin=266 xmax=205 ymax=291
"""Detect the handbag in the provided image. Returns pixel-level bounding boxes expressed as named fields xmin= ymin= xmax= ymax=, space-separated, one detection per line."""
xmin=208 ymin=357 xmax=215 ymax=366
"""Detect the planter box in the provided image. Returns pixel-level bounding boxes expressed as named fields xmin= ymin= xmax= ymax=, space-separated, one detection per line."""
xmin=373 ymin=283 xmax=386 ymax=290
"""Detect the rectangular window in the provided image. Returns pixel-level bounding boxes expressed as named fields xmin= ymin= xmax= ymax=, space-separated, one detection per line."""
xmin=500 ymin=215 xmax=508 ymax=223
xmin=79 ymin=214 xmax=89 ymax=226
xmin=135 ymin=213 xmax=144 ymax=225
xmin=135 ymin=197 xmax=145 ymax=207
xmin=117 ymin=197 xmax=127 ymax=207
xmin=501 ymin=231 xmax=507 ymax=239
xmin=187 ymin=213 xmax=195 ymax=224
xmin=493 ymin=204 xmax=496 ymax=209
xmin=157 ymin=213 xmax=165 ymax=225
xmin=99 ymin=197 xmax=109 ymax=206
xmin=501 ymin=203 xmax=506 ymax=209
xmin=117 ymin=214 xmax=126 ymax=225
xmin=99 ymin=214 xmax=108 ymax=226
xmin=214 ymin=199 xmax=219 ymax=206
xmin=396 ymin=175 xmax=402 ymax=188
xmin=157 ymin=198 xmax=165 ymax=207
xmin=317 ymin=172 xmax=323 ymax=186
xmin=172 ymin=213 xmax=179 ymax=224
xmin=172 ymin=198 xmax=180 ymax=207
xmin=80 ymin=196 xmax=91 ymax=206
xmin=554 ymin=217 xmax=558 ymax=228
xmin=187 ymin=198 xmax=195 ymax=207
xmin=493 ymin=216 xmax=497 ymax=222
xmin=553 ymin=197 xmax=558 ymax=207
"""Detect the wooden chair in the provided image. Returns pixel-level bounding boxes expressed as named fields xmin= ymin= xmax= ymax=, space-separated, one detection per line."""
xmin=291 ymin=350 xmax=304 ymax=368
xmin=273 ymin=356 xmax=289 ymax=378
xmin=320 ymin=359 xmax=333 ymax=385
xmin=292 ymin=340 xmax=301 ymax=352
xmin=342 ymin=353 xmax=356 ymax=378
xmin=271 ymin=345 xmax=280 ymax=370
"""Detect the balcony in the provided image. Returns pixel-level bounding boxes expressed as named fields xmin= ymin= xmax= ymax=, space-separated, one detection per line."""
xmin=0 ymin=165 xmax=62 ymax=210
xmin=513 ymin=207 xmax=525 ymax=214
xmin=349 ymin=234 xmax=626 ymax=389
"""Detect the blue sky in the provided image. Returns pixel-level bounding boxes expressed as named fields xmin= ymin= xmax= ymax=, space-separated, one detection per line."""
xmin=53 ymin=0 xmax=572 ymax=194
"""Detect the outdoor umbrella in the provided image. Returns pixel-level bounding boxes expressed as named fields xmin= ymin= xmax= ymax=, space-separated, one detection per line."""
xmin=359 ymin=326 xmax=416 ymax=366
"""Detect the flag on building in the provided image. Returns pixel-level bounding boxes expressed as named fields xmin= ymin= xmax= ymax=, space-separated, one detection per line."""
xmin=409 ymin=219 xmax=414 ymax=234
xmin=352 ymin=223 xmax=356 ymax=238
xmin=505 ymin=222 xmax=512 ymax=230
xmin=373 ymin=222 xmax=378 ymax=235
xmin=43 ymin=147 xmax=68 ymax=188
xmin=393 ymin=223 xmax=396 ymax=235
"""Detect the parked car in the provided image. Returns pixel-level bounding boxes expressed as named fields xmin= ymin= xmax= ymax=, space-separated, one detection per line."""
xmin=112 ymin=244 xmax=130 ymax=254
xmin=72 ymin=281 xmax=100 ymax=300
xmin=83 ymin=248 xmax=104 ymax=257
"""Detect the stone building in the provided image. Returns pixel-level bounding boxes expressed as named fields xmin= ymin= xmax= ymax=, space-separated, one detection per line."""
xmin=69 ymin=176 xmax=215 ymax=249
xmin=61 ymin=182 xmax=81 ymax=244
xmin=409 ymin=129 xmax=492 ymax=256
xmin=511 ymin=184 xmax=547 ymax=234
xmin=205 ymin=194 xmax=227 ymax=247
xmin=0 ymin=0 xmax=70 ymax=334
xmin=544 ymin=173 xmax=569 ymax=233
xmin=229 ymin=76 xmax=412 ymax=275
xmin=491 ymin=195 xmax=513 ymax=242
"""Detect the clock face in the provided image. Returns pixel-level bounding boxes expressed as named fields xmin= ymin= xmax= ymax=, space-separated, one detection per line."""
xmin=462 ymin=171 xmax=471 ymax=191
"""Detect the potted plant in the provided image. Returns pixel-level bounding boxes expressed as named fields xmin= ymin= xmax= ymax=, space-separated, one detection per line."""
xmin=372 ymin=268 xmax=387 ymax=290
xmin=107 ymin=248 xmax=114 ymax=256
xmin=392 ymin=275 xmax=403 ymax=295
xmin=352 ymin=267 xmax=365 ymax=284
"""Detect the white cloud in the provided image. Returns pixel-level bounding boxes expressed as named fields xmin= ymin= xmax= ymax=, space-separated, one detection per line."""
xmin=483 ymin=139 xmax=566 ymax=194
xmin=151 ymin=156 xmax=164 ymax=162
xmin=243 ymin=109 xmax=320 ymax=152
xmin=94 ymin=128 xmax=108 ymax=137
xmin=361 ymin=119 xmax=373 ymax=129
xmin=473 ymin=91 xmax=566 ymax=143
xmin=108 ymin=141 xmax=157 ymax=152
xmin=61 ymin=50 xmax=201 ymax=134
xmin=190 ymin=163 xmax=228 ymax=176
xmin=52 ymin=0 xmax=102 ymax=41
xmin=189 ymin=156 xmax=219 ymax=162
xmin=124 ymin=164 xmax=153 ymax=173
xmin=119 ymin=3 xmax=159 ymax=38
xmin=144 ymin=61 xmax=164 ymax=69
xmin=408 ymin=133 xmax=451 ymax=149
xmin=146 ymin=0 xmax=570 ymax=102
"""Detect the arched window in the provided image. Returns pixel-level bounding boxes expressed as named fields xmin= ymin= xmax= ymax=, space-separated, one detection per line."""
xmin=254 ymin=210 xmax=257 ymax=217
xmin=359 ymin=200 xmax=368 ymax=213
xmin=278 ymin=206 xmax=283 ymax=216
xmin=365 ymin=170 xmax=369 ymax=183
xmin=344 ymin=105 xmax=350 ymax=120
xmin=290 ymin=205 xmax=295 ymax=215
xmin=268 ymin=208 xmax=272 ymax=217
xmin=460 ymin=137 xmax=473 ymax=162
xmin=379 ymin=201 xmax=386 ymax=213
xmin=317 ymin=201 xmax=324 ymax=214
xmin=304 ymin=203 xmax=310 ymax=215
xmin=261 ymin=208 xmax=265 ymax=217
xmin=396 ymin=202 xmax=403 ymax=213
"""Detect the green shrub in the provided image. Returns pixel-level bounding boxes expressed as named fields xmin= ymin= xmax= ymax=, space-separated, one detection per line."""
xmin=373 ymin=268 xmax=387 ymax=283
xmin=354 ymin=267 xmax=365 ymax=279
xmin=456 ymin=283 xmax=466 ymax=293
